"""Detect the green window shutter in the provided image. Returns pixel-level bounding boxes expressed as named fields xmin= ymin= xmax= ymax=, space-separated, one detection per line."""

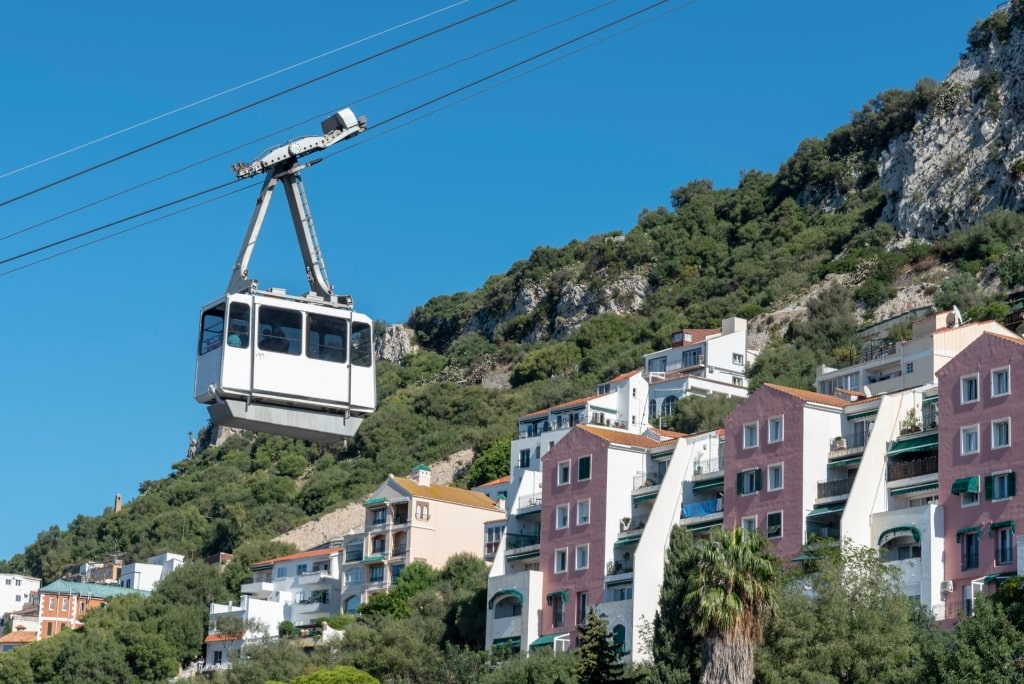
xmin=985 ymin=476 xmax=994 ymax=501
xmin=754 ymin=469 xmax=763 ymax=492
xmin=1010 ymin=473 xmax=1017 ymax=497
xmin=737 ymin=472 xmax=744 ymax=494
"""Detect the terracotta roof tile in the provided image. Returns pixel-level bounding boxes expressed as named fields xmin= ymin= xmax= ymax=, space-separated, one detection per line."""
xmin=762 ymin=383 xmax=851 ymax=408
xmin=649 ymin=427 xmax=687 ymax=439
xmin=204 ymin=632 xmax=244 ymax=643
xmin=578 ymin=425 xmax=670 ymax=448
xmin=608 ymin=369 xmax=641 ymax=383
xmin=393 ymin=478 xmax=500 ymax=510
xmin=252 ymin=547 xmax=341 ymax=568
xmin=477 ymin=475 xmax=511 ymax=487
xmin=0 ymin=631 xmax=37 ymax=644
xmin=519 ymin=394 xmax=602 ymax=420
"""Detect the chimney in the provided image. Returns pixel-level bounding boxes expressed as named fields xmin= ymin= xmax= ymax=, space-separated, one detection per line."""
xmin=410 ymin=464 xmax=431 ymax=486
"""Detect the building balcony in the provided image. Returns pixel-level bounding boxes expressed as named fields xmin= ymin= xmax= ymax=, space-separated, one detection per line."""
xmin=294 ymin=600 xmax=330 ymax=612
xmin=617 ymin=514 xmax=649 ymax=540
xmin=517 ymin=495 xmax=542 ymax=512
xmin=492 ymin=615 xmax=522 ymax=641
xmin=296 ymin=571 xmax=334 ymax=587
xmin=817 ymin=476 xmax=855 ymax=500
xmin=240 ymin=581 xmax=275 ymax=599
xmin=887 ymin=455 xmax=938 ymax=482
xmin=682 ymin=498 xmax=723 ymax=519
xmin=506 ymin=533 xmax=541 ymax=550
xmin=390 ymin=546 xmax=409 ymax=561
xmin=693 ymin=455 xmax=724 ymax=477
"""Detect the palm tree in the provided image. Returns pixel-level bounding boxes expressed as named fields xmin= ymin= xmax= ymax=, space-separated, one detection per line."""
xmin=683 ymin=526 xmax=780 ymax=684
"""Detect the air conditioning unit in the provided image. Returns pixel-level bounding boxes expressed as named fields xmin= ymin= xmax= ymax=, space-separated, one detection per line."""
xmin=831 ymin=436 xmax=847 ymax=450
xmin=940 ymin=580 xmax=954 ymax=593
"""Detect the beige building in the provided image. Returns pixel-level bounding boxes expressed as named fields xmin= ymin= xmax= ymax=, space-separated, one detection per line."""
xmin=354 ymin=464 xmax=503 ymax=604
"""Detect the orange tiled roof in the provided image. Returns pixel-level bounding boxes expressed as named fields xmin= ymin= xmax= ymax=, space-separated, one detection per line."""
xmin=204 ymin=632 xmax=244 ymax=644
xmin=477 ymin=475 xmax=511 ymax=487
xmin=578 ymin=425 xmax=670 ymax=448
xmin=252 ymin=547 xmax=341 ymax=568
xmin=762 ymin=383 xmax=851 ymax=408
xmin=393 ymin=478 xmax=499 ymax=510
xmin=608 ymin=369 xmax=641 ymax=383
xmin=519 ymin=394 xmax=602 ymax=420
xmin=649 ymin=427 xmax=687 ymax=439
xmin=0 ymin=630 xmax=37 ymax=644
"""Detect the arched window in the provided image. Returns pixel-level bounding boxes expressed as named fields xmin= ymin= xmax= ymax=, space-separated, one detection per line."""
xmin=612 ymin=624 xmax=626 ymax=653
xmin=662 ymin=395 xmax=677 ymax=417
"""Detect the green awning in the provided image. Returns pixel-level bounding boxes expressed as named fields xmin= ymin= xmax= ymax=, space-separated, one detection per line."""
xmin=990 ymin=520 xmax=1016 ymax=537
xmin=488 ymin=589 xmax=523 ymax=608
xmin=364 ymin=497 xmax=386 ymax=506
xmin=492 ymin=637 xmax=521 ymax=652
xmin=614 ymin=538 xmax=639 ymax=547
xmin=686 ymin=521 xmax=723 ymax=533
xmin=633 ymin=492 xmax=658 ymax=503
xmin=952 ymin=476 xmax=980 ymax=495
xmin=692 ymin=477 xmax=725 ymax=492
xmin=984 ymin=572 xmax=1016 ymax=584
xmin=878 ymin=526 xmax=921 ymax=546
xmin=828 ymin=456 xmax=862 ymax=468
xmin=606 ymin=577 xmax=633 ymax=587
xmin=506 ymin=550 xmax=539 ymax=560
xmin=956 ymin=526 xmax=982 ymax=542
xmin=887 ymin=433 xmax=938 ymax=456
xmin=890 ymin=482 xmax=938 ymax=496
xmin=807 ymin=503 xmax=846 ymax=518
xmin=360 ymin=554 xmax=386 ymax=563
xmin=847 ymin=409 xmax=878 ymax=420
xmin=546 ymin=590 xmax=567 ymax=606
xmin=922 ymin=396 xmax=938 ymax=405
xmin=530 ymin=633 xmax=569 ymax=649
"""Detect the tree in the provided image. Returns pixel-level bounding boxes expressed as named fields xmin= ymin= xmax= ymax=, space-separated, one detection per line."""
xmin=670 ymin=395 xmax=743 ymax=434
xmin=683 ymin=527 xmax=779 ymax=684
xmin=466 ymin=437 xmax=511 ymax=488
xmin=287 ymin=664 xmax=380 ymax=684
xmin=652 ymin=526 xmax=702 ymax=683
xmin=574 ymin=607 xmax=625 ymax=683
xmin=757 ymin=538 xmax=934 ymax=683
xmin=939 ymin=597 xmax=1024 ymax=683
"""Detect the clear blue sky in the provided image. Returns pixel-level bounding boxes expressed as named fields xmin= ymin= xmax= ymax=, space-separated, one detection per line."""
xmin=0 ymin=0 xmax=998 ymax=562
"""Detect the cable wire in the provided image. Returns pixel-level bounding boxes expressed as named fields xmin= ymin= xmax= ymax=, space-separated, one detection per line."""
xmin=0 ymin=1 xmax=472 ymax=180
xmin=0 ymin=0 xmax=694 ymax=275
xmin=0 ymin=0 xmax=518 ymax=210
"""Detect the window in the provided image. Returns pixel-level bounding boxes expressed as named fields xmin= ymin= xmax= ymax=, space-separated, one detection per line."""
xmin=371 ymin=507 xmax=387 ymax=525
xmin=61 ymin=598 xmax=68 ymax=612
xmin=306 ymin=313 xmax=347 ymax=363
xmin=4 ymin=579 xmax=9 ymax=586
xmin=732 ymin=376 xmax=744 ymax=386
xmin=737 ymin=468 xmax=761 ymax=495
xmin=986 ymin=472 xmax=1016 ymax=500
xmin=369 ymin=565 xmax=385 ymax=583
xmin=578 ymin=456 xmax=592 ymax=481
xmin=276 ymin=566 xmax=288 ymax=578
xmin=554 ymin=548 xmax=568 ymax=573
xmin=345 ymin=568 xmax=363 ymax=585
xmin=906 ymin=362 xmax=914 ymax=374
xmin=993 ymin=367 xmax=1010 ymax=397
xmin=767 ymin=464 xmax=783 ymax=491
xmin=961 ymin=425 xmax=979 ymax=455
xmin=577 ymin=591 xmax=590 ymax=624
xmin=996 ymin=526 xmax=1015 ymax=565
xmin=743 ymin=422 xmax=758 ymax=448
xmin=733 ymin=353 xmax=744 ymax=365
xmin=741 ymin=516 xmax=757 ymax=533
xmin=257 ymin=305 xmax=301 ymax=355
xmin=648 ymin=356 xmax=667 ymax=373
xmin=961 ymin=375 xmax=979 ymax=403
xmin=485 ymin=526 xmax=504 ymax=555
xmin=768 ymin=416 xmax=784 ymax=443
xmin=345 ymin=539 xmax=363 ymax=563
xmin=766 ymin=511 xmax=782 ymax=539
xmin=961 ymin=530 xmax=979 ymax=570
xmin=552 ymin=593 xmax=565 ymax=627
xmin=555 ymin=504 xmax=569 ymax=530
xmin=372 ymin=537 xmax=385 ymax=554
xmin=576 ymin=499 xmax=590 ymax=525
xmin=415 ymin=503 xmax=430 ymax=520
xmin=296 ymin=563 xmax=308 ymax=575
xmin=662 ymin=395 xmax=677 ymax=417
xmin=612 ymin=586 xmax=633 ymax=601
xmin=199 ymin=303 xmax=226 ymax=354
xmin=649 ymin=399 xmax=657 ymax=420
xmin=519 ymin=449 xmax=531 ymax=468
xmin=681 ymin=349 xmax=701 ymax=367
xmin=576 ymin=545 xmax=590 ymax=570
xmin=896 ymin=545 xmax=921 ymax=560
xmin=557 ymin=461 xmax=571 ymax=485
xmin=961 ymin=490 xmax=979 ymax=507
xmin=992 ymin=419 xmax=1011 ymax=449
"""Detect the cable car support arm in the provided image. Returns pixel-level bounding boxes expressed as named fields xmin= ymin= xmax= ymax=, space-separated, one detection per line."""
xmin=226 ymin=109 xmax=366 ymax=303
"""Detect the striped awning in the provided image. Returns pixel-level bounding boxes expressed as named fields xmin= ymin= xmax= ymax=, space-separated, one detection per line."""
xmin=878 ymin=526 xmax=921 ymax=546
xmin=890 ymin=482 xmax=938 ymax=496
xmin=887 ymin=433 xmax=938 ymax=456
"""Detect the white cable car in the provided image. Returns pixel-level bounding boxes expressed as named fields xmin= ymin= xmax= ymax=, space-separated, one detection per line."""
xmin=194 ymin=109 xmax=375 ymax=442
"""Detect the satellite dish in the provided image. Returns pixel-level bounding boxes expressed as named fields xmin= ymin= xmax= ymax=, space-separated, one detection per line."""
xmin=952 ymin=305 xmax=964 ymax=327
xmin=946 ymin=311 xmax=956 ymax=327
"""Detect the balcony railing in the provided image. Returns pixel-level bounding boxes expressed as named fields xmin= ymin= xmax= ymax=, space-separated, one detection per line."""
xmin=506 ymin=533 xmax=540 ymax=550
xmin=817 ymin=476 xmax=855 ymax=499
xmin=618 ymin=514 xmax=649 ymax=539
xmin=682 ymin=498 xmax=723 ymax=518
xmin=518 ymin=494 xmax=542 ymax=510
xmin=945 ymin=600 xmax=974 ymax=620
xmin=633 ymin=473 xmax=662 ymax=490
xmin=887 ymin=455 xmax=938 ymax=481
xmin=390 ymin=546 xmax=408 ymax=559
xmin=806 ymin=526 xmax=840 ymax=541
xmin=693 ymin=455 xmax=724 ymax=476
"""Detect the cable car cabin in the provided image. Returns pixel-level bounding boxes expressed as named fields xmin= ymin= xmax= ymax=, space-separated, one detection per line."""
xmin=194 ymin=290 xmax=376 ymax=442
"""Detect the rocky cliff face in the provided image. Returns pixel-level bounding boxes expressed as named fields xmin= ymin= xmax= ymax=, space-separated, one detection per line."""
xmin=376 ymin=324 xmax=419 ymax=363
xmin=881 ymin=7 xmax=1024 ymax=237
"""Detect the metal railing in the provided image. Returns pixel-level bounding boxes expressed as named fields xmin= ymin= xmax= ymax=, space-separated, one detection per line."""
xmin=817 ymin=476 xmax=855 ymax=499
xmin=887 ymin=455 xmax=938 ymax=481
xmin=693 ymin=455 xmax=725 ymax=476
xmin=518 ymin=494 xmax=542 ymax=510
xmin=506 ymin=533 xmax=540 ymax=550
xmin=633 ymin=473 xmax=662 ymax=489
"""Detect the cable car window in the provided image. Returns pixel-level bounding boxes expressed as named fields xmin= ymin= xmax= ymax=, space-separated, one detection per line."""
xmin=227 ymin=303 xmax=250 ymax=349
xmin=258 ymin=306 xmax=301 ymax=355
xmin=199 ymin=304 xmax=225 ymax=355
xmin=351 ymin=322 xmax=373 ymax=367
xmin=307 ymin=314 xmax=347 ymax=363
